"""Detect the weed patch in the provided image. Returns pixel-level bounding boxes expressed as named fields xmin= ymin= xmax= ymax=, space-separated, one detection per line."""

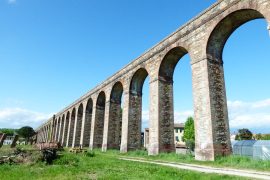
xmin=53 ymin=153 xmax=80 ymax=166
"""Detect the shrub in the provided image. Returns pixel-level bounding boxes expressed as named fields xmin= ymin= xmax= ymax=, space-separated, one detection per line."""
xmin=236 ymin=129 xmax=253 ymax=140
xmin=185 ymin=140 xmax=195 ymax=152
xmin=183 ymin=117 xmax=195 ymax=142
xmin=41 ymin=149 xmax=57 ymax=165
xmin=54 ymin=154 xmax=80 ymax=166
xmin=85 ymin=151 xmax=95 ymax=158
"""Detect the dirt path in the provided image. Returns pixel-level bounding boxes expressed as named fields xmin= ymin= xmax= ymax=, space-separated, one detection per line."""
xmin=119 ymin=157 xmax=270 ymax=180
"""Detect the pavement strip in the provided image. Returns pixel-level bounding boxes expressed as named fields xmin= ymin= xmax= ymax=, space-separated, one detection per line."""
xmin=119 ymin=157 xmax=270 ymax=180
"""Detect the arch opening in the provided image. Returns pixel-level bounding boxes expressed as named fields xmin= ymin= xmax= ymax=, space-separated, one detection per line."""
xmin=159 ymin=47 xmax=188 ymax=82
xmin=224 ymin=21 xmax=270 ymax=133
xmin=207 ymin=9 xmax=264 ymax=62
xmin=205 ymin=9 xmax=269 ymax=157
xmin=59 ymin=114 xmax=65 ymax=145
xmin=64 ymin=112 xmax=70 ymax=147
xmin=55 ymin=118 xmax=59 ymax=141
xmin=68 ymin=109 xmax=76 ymax=147
xmin=130 ymin=68 xmax=148 ymax=96
xmin=44 ymin=126 xmax=47 ymax=142
xmin=56 ymin=117 xmax=61 ymax=142
xmin=47 ymin=125 xmax=49 ymax=142
xmin=74 ymin=104 xmax=83 ymax=147
xmin=83 ymin=98 xmax=93 ymax=147
xmin=107 ymin=82 xmax=123 ymax=150
xmin=142 ymin=76 xmax=149 ymax=150
xmin=128 ymin=68 xmax=149 ymax=150
xmin=53 ymin=119 xmax=57 ymax=142
xmin=93 ymin=91 xmax=106 ymax=148
xmin=156 ymin=47 xmax=191 ymax=153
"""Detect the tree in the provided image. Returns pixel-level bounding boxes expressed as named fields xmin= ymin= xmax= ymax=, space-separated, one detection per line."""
xmin=261 ymin=134 xmax=270 ymax=140
xmin=183 ymin=117 xmax=195 ymax=141
xmin=183 ymin=117 xmax=195 ymax=151
xmin=0 ymin=128 xmax=16 ymax=136
xmin=235 ymin=134 xmax=240 ymax=141
xmin=235 ymin=128 xmax=253 ymax=140
xmin=254 ymin=133 xmax=262 ymax=140
xmin=17 ymin=126 xmax=36 ymax=144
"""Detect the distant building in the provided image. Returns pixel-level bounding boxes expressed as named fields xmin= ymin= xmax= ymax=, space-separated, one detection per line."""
xmin=144 ymin=123 xmax=185 ymax=149
xmin=3 ymin=136 xmax=15 ymax=145
xmin=174 ymin=123 xmax=185 ymax=147
xmin=144 ymin=128 xmax=149 ymax=149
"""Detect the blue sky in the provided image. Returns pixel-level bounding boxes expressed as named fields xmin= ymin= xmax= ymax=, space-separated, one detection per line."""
xmin=0 ymin=0 xmax=269 ymax=134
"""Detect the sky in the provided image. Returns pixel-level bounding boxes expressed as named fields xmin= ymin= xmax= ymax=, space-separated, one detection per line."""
xmin=0 ymin=0 xmax=269 ymax=134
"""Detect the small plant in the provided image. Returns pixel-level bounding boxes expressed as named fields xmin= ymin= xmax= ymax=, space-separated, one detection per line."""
xmin=86 ymin=151 xmax=95 ymax=157
xmin=54 ymin=154 xmax=80 ymax=166
xmin=41 ymin=149 xmax=57 ymax=165
xmin=185 ymin=140 xmax=195 ymax=153
xmin=13 ymin=147 xmax=26 ymax=155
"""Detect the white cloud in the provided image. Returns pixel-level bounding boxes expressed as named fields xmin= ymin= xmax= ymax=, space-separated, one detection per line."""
xmin=142 ymin=110 xmax=149 ymax=124
xmin=141 ymin=98 xmax=270 ymax=132
xmin=142 ymin=110 xmax=149 ymax=130
xmin=0 ymin=108 xmax=53 ymax=129
xmin=174 ymin=110 xmax=194 ymax=123
xmin=7 ymin=0 xmax=16 ymax=4
xmin=228 ymin=99 xmax=270 ymax=130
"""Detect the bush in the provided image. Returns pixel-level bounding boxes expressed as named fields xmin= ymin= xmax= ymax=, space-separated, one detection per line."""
xmin=13 ymin=147 xmax=27 ymax=155
xmin=54 ymin=154 xmax=80 ymax=166
xmin=85 ymin=151 xmax=95 ymax=158
xmin=236 ymin=129 xmax=253 ymax=140
xmin=186 ymin=140 xmax=195 ymax=152
xmin=41 ymin=149 xmax=57 ymax=165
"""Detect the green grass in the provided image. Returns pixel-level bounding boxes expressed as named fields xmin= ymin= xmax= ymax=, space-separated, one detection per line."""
xmin=0 ymin=145 xmax=34 ymax=156
xmin=110 ymin=149 xmax=270 ymax=172
xmin=0 ymin=147 xmax=248 ymax=180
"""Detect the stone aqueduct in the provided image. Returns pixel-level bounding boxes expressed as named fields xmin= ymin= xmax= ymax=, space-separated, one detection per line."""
xmin=36 ymin=0 xmax=270 ymax=161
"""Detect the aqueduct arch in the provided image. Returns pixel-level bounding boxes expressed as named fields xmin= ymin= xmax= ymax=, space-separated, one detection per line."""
xmin=82 ymin=98 xmax=93 ymax=147
xmin=102 ymin=82 xmax=123 ymax=151
xmin=207 ymin=9 xmax=265 ymax=62
xmin=126 ymin=68 xmax=149 ymax=151
xmin=36 ymin=0 xmax=270 ymax=161
xmin=200 ymin=8 xmax=269 ymax=158
xmin=151 ymin=47 xmax=189 ymax=154
xmin=58 ymin=114 xmax=65 ymax=143
xmin=56 ymin=117 xmax=61 ymax=141
xmin=62 ymin=112 xmax=70 ymax=146
xmin=73 ymin=104 xmax=83 ymax=147
xmin=67 ymin=108 xmax=76 ymax=147
xmin=90 ymin=91 xmax=106 ymax=149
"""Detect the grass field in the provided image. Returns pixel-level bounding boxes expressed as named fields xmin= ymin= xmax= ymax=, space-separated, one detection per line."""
xmin=117 ymin=150 xmax=270 ymax=172
xmin=0 ymin=146 xmax=249 ymax=180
